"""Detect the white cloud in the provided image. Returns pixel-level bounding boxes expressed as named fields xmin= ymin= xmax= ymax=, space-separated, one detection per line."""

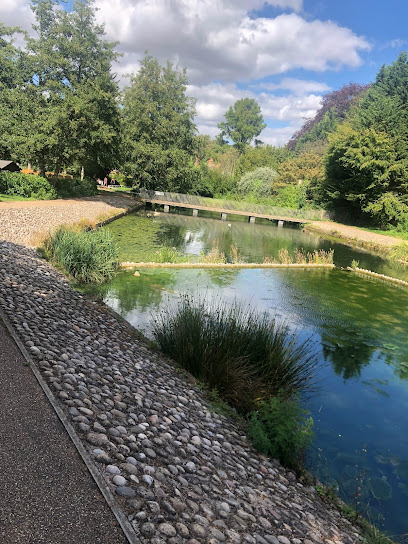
xmin=386 ymin=38 xmax=408 ymax=49
xmin=95 ymin=1 xmax=370 ymax=85
xmin=187 ymin=82 xmax=322 ymax=145
xmin=261 ymin=126 xmax=299 ymax=146
xmin=255 ymin=78 xmax=331 ymax=95
xmin=0 ymin=0 xmax=35 ymax=34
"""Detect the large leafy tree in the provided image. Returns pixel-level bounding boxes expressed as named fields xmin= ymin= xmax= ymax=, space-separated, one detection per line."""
xmin=324 ymin=124 xmax=407 ymax=221
xmin=235 ymin=145 xmax=292 ymax=177
xmin=322 ymin=54 xmax=408 ymax=225
xmin=287 ymin=83 xmax=369 ymax=152
xmin=0 ymin=0 xmax=120 ymax=176
xmin=122 ymin=54 xmax=199 ymax=192
xmin=218 ymin=98 xmax=266 ymax=153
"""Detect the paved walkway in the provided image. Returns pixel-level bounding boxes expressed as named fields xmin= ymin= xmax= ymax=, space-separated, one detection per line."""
xmin=0 ymin=317 xmax=128 ymax=544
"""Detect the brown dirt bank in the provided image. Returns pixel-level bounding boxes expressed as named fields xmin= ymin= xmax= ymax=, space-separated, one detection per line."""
xmin=305 ymin=220 xmax=401 ymax=252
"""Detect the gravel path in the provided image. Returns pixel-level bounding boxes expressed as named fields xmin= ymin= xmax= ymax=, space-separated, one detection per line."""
xmin=307 ymin=221 xmax=400 ymax=249
xmin=0 ymin=317 xmax=127 ymax=544
xmin=0 ymin=239 xmax=364 ymax=544
xmin=0 ymin=192 xmax=139 ymax=247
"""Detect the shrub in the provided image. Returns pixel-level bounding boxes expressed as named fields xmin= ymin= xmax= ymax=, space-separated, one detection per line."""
xmin=42 ymin=226 xmax=119 ymax=283
xmin=238 ymin=167 xmax=278 ymax=199
xmin=270 ymin=184 xmax=307 ymax=209
xmin=247 ymin=395 xmax=314 ymax=472
xmin=364 ymin=192 xmax=408 ymax=228
xmin=53 ymin=176 xmax=98 ymax=198
xmin=151 ymin=295 xmax=319 ymax=413
xmin=0 ymin=171 xmax=56 ymax=199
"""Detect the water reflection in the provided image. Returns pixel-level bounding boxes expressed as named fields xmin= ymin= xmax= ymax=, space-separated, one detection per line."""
xmin=321 ymin=337 xmax=374 ymax=381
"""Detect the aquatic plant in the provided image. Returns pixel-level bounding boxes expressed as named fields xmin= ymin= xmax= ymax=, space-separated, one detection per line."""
xmin=41 ymin=226 xmax=119 ymax=283
xmin=151 ymin=294 xmax=320 ymax=414
xmin=278 ymin=247 xmax=292 ymax=264
xmin=200 ymin=245 xmax=227 ymax=264
xmin=390 ymin=242 xmax=408 ymax=263
xmin=247 ymin=394 xmax=314 ymax=472
xmin=265 ymin=247 xmax=334 ymax=265
xmin=294 ymin=248 xmax=307 ymax=264
xmin=351 ymin=259 xmax=360 ymax=269
xmin=368 ymin=477 xmax=392 ymax=501
xmin=229 ymin=244 xmax=241 ymax=264
xmin=306 ymin=249 xmax=334 ymax=264
xmin=155 ymin=247 xmax=184 ymax=263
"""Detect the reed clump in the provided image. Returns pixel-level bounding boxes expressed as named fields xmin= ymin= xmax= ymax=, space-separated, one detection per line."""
xmin=200 ymin=245 xmax=227 ymax=264
xmin=264 ymin=248 xmax=334 ymax=265
xmin=41 ymin=226 xmax=119 ymax=283
xmin=151 ymin=295 xmax=320 ymax=414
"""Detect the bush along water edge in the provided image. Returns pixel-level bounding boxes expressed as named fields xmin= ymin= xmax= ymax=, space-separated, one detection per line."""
xmin=151 ymin=294 xmax=320 ymax=467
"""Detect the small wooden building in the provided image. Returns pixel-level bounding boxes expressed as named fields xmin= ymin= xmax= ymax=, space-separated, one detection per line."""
xmin=0 ymin=160 xmax=21 ymax=172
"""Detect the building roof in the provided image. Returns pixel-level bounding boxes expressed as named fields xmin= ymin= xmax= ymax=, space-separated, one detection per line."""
xmin=0 ymin=160 xmax=21 ymax=171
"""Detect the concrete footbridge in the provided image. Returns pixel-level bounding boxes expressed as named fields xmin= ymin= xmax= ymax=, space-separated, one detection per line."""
xmin=138 ymin=190 xmax=328 ymax=226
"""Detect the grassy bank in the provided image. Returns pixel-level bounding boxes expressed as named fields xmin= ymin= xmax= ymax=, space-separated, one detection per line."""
xmin=41 ymin=226 xmax=119 ymax=283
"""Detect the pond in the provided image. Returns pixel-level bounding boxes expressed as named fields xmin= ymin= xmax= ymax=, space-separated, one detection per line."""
xmin=87 ymin=209 xmax=408 ymax=538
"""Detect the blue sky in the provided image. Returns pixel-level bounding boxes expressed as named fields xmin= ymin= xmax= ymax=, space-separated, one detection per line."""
xmin=1 ymin=0 xmax=406 ymax=145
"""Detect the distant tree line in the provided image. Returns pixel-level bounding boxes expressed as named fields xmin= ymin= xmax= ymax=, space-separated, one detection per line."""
xmin=1 ymin=0 xmax=408 ymax=228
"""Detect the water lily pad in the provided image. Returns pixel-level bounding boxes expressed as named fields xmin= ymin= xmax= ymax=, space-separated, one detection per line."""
xmin=398 ymin=483 xmax=408 ymax=497
xmin=395 ymin=460 xmax=408 ymax=480
xmin=342 ymin=465 xmax=360 ymax=479
xmin=368 ymin=477 xmax=392 ymax=500
xmin=382 ymin=343 xmax=398 ymax=351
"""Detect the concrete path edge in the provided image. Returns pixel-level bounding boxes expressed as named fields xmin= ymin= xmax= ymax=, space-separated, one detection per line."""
xmin=0 ymin=304 xmax=140 ymax=544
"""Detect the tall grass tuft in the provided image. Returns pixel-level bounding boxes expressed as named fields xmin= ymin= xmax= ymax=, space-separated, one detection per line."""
xmin=151 ymin=295 xmax=320 ymax=413
xmin=42 ymin=226 xmax=119 ymax=283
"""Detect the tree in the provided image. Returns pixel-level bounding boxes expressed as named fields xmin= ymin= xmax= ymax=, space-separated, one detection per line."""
xmin=0 ymin=0 xmax=120 ymax=176
xmin=235 ymin=145 xmax=292 ymax=177
xmin=237 ymin=167 xmax=278 ymax=199
xmin=323 ymin=124 xmax=407 ymax=220
xmin=218 ymin=98 xmax=266 ymax=152
xmin=287 ymin=82 xmax=369 ymax=152
xmin=122 ymin=54 xmax=199 ymax=192
xmin=278 ymin=151 xmax=325 ymax=203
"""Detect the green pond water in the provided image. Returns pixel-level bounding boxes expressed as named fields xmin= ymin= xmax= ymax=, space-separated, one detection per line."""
xmin=88 ymin=209 xmax=408 ymax=538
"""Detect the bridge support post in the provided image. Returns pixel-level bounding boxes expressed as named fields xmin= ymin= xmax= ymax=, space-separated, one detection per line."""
xmin=221 ymin=212 xmax=227 ymax=221
xmin=192 ymin=209 xmax=198 ymax=217
xmin=163 ymin=205 xmax=170 ymax=213
xmin=278 ymin=220 xmax=284 ymax=227
xmin=248 ymin=216 xmax=255 ymax=224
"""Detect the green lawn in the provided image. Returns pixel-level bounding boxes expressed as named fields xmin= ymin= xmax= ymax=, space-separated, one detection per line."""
xmin=0 ymin=193 xmax=37 ymax=202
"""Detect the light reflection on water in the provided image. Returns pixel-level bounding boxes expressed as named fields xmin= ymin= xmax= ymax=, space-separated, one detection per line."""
xmin=90 ymin=210 xmax=408 ymax=537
